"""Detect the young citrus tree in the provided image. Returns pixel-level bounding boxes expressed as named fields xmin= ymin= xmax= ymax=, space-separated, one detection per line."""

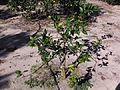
xmin=14 ymin=0 xmax=110 ymax=90
xmin=15 ymin=14 xmax=109 ymax=90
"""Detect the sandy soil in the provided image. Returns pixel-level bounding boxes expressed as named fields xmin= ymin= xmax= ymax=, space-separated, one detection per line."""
xmin=0 ymin=0 xmax=120 ymax=90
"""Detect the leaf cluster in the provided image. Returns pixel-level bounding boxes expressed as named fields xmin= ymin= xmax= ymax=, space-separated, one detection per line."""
xmin=8 ymin=0 xmax=100 ymax=21
xmin=27 ymin=15 xmax=104 ymax=90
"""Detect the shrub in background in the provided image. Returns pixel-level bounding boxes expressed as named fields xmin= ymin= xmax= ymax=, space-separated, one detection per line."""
xmin=8 ymin=0 xmax=100 ymax=21
xmin=101 ymin=0 xmax=120 ymax=5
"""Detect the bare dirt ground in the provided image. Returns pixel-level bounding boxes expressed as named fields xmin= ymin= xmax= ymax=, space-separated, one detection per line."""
xmin=0 ymin=0 xmax=120 ymax=90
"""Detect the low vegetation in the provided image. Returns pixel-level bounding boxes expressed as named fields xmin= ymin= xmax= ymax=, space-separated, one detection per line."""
xmin=100 ymin=0 xmax=120 ymax=5
xmin=8 ymin=0 xmax=99 ymax=21
xmin=7 ymin=0 xmax=110 ymax=90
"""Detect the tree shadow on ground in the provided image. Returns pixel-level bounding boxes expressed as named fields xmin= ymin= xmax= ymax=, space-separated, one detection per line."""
xmin=0 ymin=32 xmax=30 ymax=57
xmin=0 ymin=9 xmax=18 ymax=20
xmin=0 ymin=0 xmax=8 ymax=5
xmin=0 ymin=72 xmax=14 ymax=89
xmin=116 ymin=83 xmax=120 ymax=90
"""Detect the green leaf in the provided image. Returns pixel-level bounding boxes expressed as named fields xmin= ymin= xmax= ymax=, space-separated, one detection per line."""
xmin=68 ymin=46 xmax=77 ymax=52
xmin=78 ymin=58 xmax=85 ymax=63
xmin=78 ymin=54 xmax=91 ymax=63
xmin=79 ymin=7 xmax=84 ymax=13
xmin=76 ymin=41 xmax=80 ymax=47
xmin=76 ymin=42 xmax=85 ymax=48
xmin=57 ymin=27 xmax=63 ymax=32
xmin=15 ymin=70 xmax=22 ymax=78
xmin=38 ymin=46 xmax=44 ymax=51
xmin=58 ymin=22 xmax=64 ymax=27
xmin=68 ymin=64 xmax=74 ymax=68
xmin=28 ymin=41 xmax=36 ymax=47
xmin=23 ymin=70 xmax=28 ymax=72
xmin=79 ymin=44 xmax=85 ymax=47
xmin=82 ymin=28 xmax=88 ymax=35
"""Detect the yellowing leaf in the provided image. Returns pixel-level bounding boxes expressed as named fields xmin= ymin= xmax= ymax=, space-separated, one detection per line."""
xmin=58 ymin=22 xmax=64 ymax=27
xmin=68 ymin=64 xmax=74 ymax=68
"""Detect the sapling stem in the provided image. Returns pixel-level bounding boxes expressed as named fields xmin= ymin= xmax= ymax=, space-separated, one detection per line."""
xmin=47 ymin=63 xmax=60 ymax=90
